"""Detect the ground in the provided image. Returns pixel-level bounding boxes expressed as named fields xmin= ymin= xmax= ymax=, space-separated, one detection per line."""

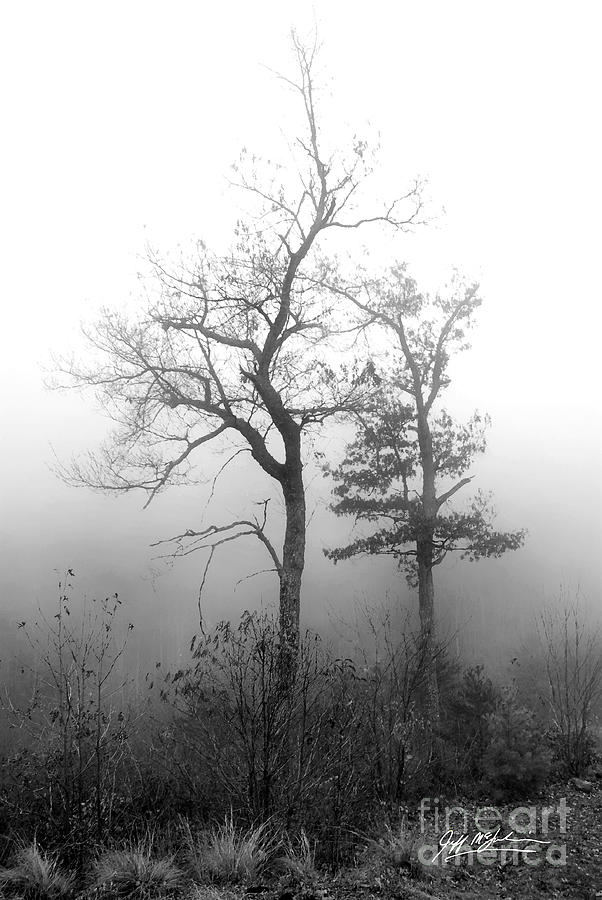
xmin=246 ymin=781 xmax=602 ymax=900
xmin=45 ymin=781 xmax=602 ymax=900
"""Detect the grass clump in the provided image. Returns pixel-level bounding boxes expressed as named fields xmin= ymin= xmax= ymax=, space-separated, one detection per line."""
xmin=0 ymin=841 xmax=74 ymax=898
xmin=277 ymin=829 xmax=317 ymax=880
xmin=186 ymin=889 xmax=240 ymax=900
xmin=362 ymin=822 xmax=424 ymax=877
xmin=185 ymin=813 xmax=278 ymax=884
xmin=93 ymin=836 xmax=185 ymax=898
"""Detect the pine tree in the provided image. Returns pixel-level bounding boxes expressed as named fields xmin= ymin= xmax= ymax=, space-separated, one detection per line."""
xmin=326 ymin=268 xmax=525 ymax=720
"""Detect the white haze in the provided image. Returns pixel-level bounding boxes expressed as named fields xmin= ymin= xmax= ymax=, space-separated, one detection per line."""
xmin=0 ymin=1 xmax=600 ymax=672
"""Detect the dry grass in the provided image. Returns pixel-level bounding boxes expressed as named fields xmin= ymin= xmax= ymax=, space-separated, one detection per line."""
xmin=184 ymin=813 xmax=278 ymax=884
xmin=362 ymin=821 xmax=424 ymax=876
xmin=0 ymin=840 xmax=74 ymax=898
xmin=185 ymin=888 xmax=240 ymax=900
xmin=93 ymin=836 xmax=185 ymax=898
xmin=277 ymin=829 xmax=317 ymax=880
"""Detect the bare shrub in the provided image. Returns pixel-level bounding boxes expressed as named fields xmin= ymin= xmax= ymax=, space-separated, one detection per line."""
xmin=538 ymin=599 xmax=602 ymax=775
xmin=165 ymin=611 xmax=339 ymax=823
xmin=347 ymin=604 xmax=443 ymax=805
xmin=1 ymin=574 xmax=138 ymax=857
xmin=159 ymin=602 xmax=443 ymax=863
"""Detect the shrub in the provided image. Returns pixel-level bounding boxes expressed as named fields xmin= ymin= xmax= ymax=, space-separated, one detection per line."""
xmin=538 ymin=602 xmax=602 ymax=776
xmin=350 ymin=607 xmax=442 ymax=805
xmin=93 ymin=837 xmax=185 ymax=898
xmin=441 ymin=665 xmax=500 ymax=783
xmin=547 ymin=723 xmax=598 ymax=777
xmin=0 ymin=841 xmax=74 ymax=898
xmin=482 ymin=691 xmax=551 ymax=798
xmin=2 ymin=577 xmax=136 ymax=853
xmin=167 ymin=605 xmax=443 ymax=834
xmin=184 ymin=813 xmax=278 ymax=884
xmin=168 ymin=612 xmax=334 ymax=823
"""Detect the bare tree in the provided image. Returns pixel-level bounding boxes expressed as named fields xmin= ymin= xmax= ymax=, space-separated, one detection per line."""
xmin=326 ymin=267 xmax=525 ymax=720
xmin=54 ymin=36 xmax=422 ymax=685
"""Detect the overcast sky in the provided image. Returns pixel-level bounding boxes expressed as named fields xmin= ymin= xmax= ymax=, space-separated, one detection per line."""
xmin=0 ymin=2 xmax=600 ymax=654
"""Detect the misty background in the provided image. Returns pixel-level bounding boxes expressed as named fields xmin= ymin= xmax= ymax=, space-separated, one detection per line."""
xmin=1 ymin=1 xmax=600 ymax=682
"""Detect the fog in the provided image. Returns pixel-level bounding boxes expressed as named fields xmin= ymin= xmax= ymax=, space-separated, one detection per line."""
xmin=1 ymin=1 xmax=600 ymax=679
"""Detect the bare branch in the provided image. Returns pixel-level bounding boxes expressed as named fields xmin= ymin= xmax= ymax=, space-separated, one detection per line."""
xmin=151 ymin=512 xmax=283 ymax=578
xmin=142 ymin=423 xmax=229 ymax=508
xmin=435 ymin=476 xmax=473 ymax=510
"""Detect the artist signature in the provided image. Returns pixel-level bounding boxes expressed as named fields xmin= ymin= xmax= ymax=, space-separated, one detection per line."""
xmin=433 ymin=827 xmax=550 ymax=863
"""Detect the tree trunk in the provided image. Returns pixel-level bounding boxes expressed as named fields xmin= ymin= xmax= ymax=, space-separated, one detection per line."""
xmin=276 ymin=456 xmax=305 ymax=817
xmin=278 ymin=450 xmax=306 ymax=690
xmin=417 ymin=538 xmax=439 ymax=724
xmin=416 ymin=407 xmax=439 ymax=725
